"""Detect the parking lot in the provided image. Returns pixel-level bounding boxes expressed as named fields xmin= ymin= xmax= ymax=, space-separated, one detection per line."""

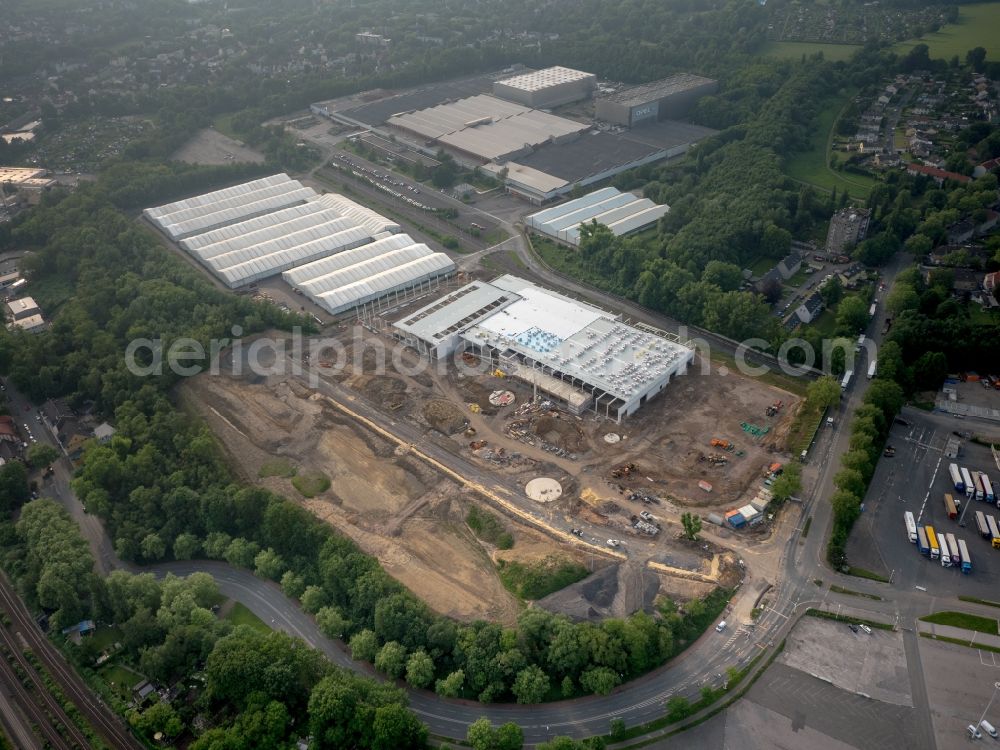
xmin=847 ymin=407 xmax=1000 ymax=597
xmin=919 ymin=635 xmax=1000 ymax=746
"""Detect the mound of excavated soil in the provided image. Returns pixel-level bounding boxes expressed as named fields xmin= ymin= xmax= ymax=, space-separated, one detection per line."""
xmin=532 ymin=415 xmax=589 ymax=452
xmin=422 ymin=399 xmax=468 ymax=435
xmin=536 ymin=563 xmax=660 ymax=622
xmin=361 ymin=375 xmax=408 ymax=411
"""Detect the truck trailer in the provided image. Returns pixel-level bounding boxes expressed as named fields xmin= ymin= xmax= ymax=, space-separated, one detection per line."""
xmin=961 ymin=467 xmax=975 ymax=499
xmin=957 ymin=538 xmax=972 ymax=573
xmin=982 ymin=473 xmax=995 ymax=503
xmin=867 ymin=360 xmax=877 ymax=379
xmin=946 ymin=533 xmax=960 ymax=566
xmin=917 ymin=526 xmax=930 ymax=555
xmin=925 ymin=526 xmax=940 ymax=559
xmin=949 ymin=463 xmax=964 ymax=492
xmin=904 ymin=511 xmax=917 ymax=543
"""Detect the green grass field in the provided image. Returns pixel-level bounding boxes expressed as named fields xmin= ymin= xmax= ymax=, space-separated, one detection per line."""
xmin=920 ymin=610 xmax=999 ymax=635
xmin=99 ymin=662 xmax=144 ymax=700
xmin=785 ymin=95 xmax=878 ymax=199
xmin=894 ymin=3 xmax=1000 ymax=60
xmin=761 ymin=41 xmax=863 ymax=62
xmin=223 ymin=602 xmax=272 ymax=633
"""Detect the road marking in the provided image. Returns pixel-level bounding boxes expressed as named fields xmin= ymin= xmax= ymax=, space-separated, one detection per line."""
xmin=915 ymin=454 xmax=943 ymax=524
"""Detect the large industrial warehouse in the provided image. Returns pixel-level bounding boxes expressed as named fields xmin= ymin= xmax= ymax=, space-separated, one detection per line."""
xmin=282 ymin=234 xmax=455 ymax=316
xmin=393 ymin=275 xmax=693 ymax=420
xmin=525 ymin=187 xmax=669 ymax=246
xmin=145 ymin=175 xmax=456 ymax=315
xmin=386 ymin=94 xmax=589 ymax=163
xmin=596 ymin=73 xmax=718 ymax=128
xmin=492 ymin=66 xmax=597 ymax=108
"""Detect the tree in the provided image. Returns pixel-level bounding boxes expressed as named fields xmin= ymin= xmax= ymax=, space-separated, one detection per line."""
xmin=819 ymin=276 xmax=843 ymax=307
xmin=128 ymin=700 xmax=183 ymax=738
xmin=467 ymin=717 xmax=523 ymax=750
xmin=435 ymin=669 xmax=464 ymax=698
xmin=806 ymin=376 xmax=841 ymax=410
xmin=316 ymin=606 xmax=350 ymax=640
xmin=770 ymin=463 xmax=801 ymax=504
xmin=886 ymin=284 xmax=919 ymax=315
xmin=26 ymin=442 xmax=59 ymax=468
xmin=300 ymin=585 xmax=327 ymax=614
xmin=512 ymin=664 xmax=549 ymax=704
xmin=280 ymin=570 xmax=306 ymax=599
xmin=172 ymin=533 xmax=200 ymax=560
xmin=610 ymin=717 xmax=627 ymax=740
xmin=224 ymin=537 xmax=260 ymax=568
xmin=834 ymin=467 xmax=866 ymax=497
xmin=701 ymin=260 xmax=743 ymax=292
xmin=350 ymin=629 xmax=379 ymax=662
xmin=836 ymin=296 xmax=869 ymax=335
xmin=374 ymin=641 xmax=407 ymax=679
xmin=0 ymin=461 xmax=29 ymax=512
xmin=912 ymin=351 xmax=947 ymax=391
xmin=680 ymin=512 xmax=702 ymax=541
xmin=665 ymin=695 xmax=691 ymax=720
xmin=253 ymin=548 xmax=285 ymax=580
xmin=405 ymin=650 xmax=435 ymax=689
xmin=579 ymin=666 xmax=619 ymax=695
xmin=371 ymin=703 xmax=428 ymax=750
xmin=140 ymin=533 xmax=166 ymax=561
xmin=967 ymin=46 xmax=987 ymax=73
xmin=864 ymin=379 xmax=904 ymax=421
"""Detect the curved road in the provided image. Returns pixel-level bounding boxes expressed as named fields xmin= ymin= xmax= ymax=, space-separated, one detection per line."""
xmin=21 ymin=249 xmax=947 ymax=746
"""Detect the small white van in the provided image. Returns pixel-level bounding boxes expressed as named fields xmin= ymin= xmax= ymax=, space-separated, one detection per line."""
xmin=969 ymin=724 xmax=983 ymax=739
xmin=981 ymin=719 xmax=998 ymax=738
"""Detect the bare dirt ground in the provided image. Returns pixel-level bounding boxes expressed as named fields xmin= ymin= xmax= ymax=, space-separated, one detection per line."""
xmin=172 ymin=128 xmax=265 ymax=166
xmin=180 ymin=323 xmax=796 ymax=623
xmin=178 ymin=366 xmax=579 ymax=624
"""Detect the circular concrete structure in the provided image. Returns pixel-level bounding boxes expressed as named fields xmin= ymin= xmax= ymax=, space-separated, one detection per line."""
xmin=525 ymin=477 xmax=563 ymax=503
xmin=604 ymin=433 xmax=621 ymax=444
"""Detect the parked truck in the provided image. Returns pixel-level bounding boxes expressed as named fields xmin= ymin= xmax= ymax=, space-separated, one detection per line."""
xmin=926 ymin=526 xmax=940 ymax=559
xmin=961 ymin=467 xmax=976 ymax=499
xmin=917 ymin=526 xmax=930 ymax=555
xmin=958 ymin=538 xmax=972 ymax=573
xmin=904 ymin=511 xmax=917 ymax=543
xmin=949 ymin=463 xmax=965 ymax=492
xmin=867 ymin=360 xmax=877 ymax=379
xmin=946 ymin=533 xmax=960 ymax=566
xmin=974 ymin=472 xmax=985 ymax=501
xmin=982 ymin=473 xmax=995 ymax=503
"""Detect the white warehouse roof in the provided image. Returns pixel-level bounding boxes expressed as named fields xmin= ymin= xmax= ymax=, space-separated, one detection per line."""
xmin=315 ymin=254 xmax=456 ymax=315
xmin=393 ymin=275 xmax=693 ymax=419
xmin=215 ymin=226 xmax=372 ymax=288
xmin=144 ymin=174 xmax=292 ymax=220
xmin=181 ymin=202 xmax=328 ymax=252
xmin=311 ymin=193 xmax=401 ymax=236
xmin=497 ymin=66 xmax=595 ymax=93
xmin=526 ymin=187 xmax=669 ymax=247
xmin=145 ymin=176 xmax=447 ymax=304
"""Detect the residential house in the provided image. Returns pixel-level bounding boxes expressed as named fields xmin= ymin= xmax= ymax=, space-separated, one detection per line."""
xmin=796 ymin=292 xmax=825 ymax=325
xmin=0 ymin=416 xmax=17 ymax=444
xmin=985 ymin=271 xmax=1000 ymax=294
xmin=777 ymin=252 xmax=802 ymax=280
xmin=947 ymin=219 xmax=976 ymax=245
xmin=93 ymin=422 xmax=115 ymax=443
xmin=755 ymin=267 xmax=783 ymax=295
xmin=40 ymin=398 xmax=73 ymax=432
xmin=905 ymin=163 xmax=972 ymax=185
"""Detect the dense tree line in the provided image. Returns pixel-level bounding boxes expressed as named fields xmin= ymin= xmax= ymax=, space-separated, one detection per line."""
xmin=0 ymin=500 xmax=425 ymax=748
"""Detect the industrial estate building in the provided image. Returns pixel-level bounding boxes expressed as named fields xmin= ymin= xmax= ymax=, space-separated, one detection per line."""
xmin=596 ymin=73 xmax=718 ymax=128
xmin=6 ymin=296 xmax=45 ymax=333
xmin=492 ymin=66 xmax=597 ymax=108
xmin=524 ymin=187 xmax=669 ymax=246
xmin=393 ymin=275 xmax=693 ymax=420
xmin=315 ymin=66 xmax=718 ymax=205
xmin=145 ymin=175 xmax=455 ymax=314
xmin=386 ymin=94 xmax=588 ymax=163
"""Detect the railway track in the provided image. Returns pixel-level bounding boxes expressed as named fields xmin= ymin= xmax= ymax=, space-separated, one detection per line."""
xmin=0 ymin=625 xmax=82 ymax=749
xmin=0 ymin=574 xmax=143 ymax=750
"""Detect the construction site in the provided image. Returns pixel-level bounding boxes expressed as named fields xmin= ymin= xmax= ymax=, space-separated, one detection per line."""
xmin=179 ymin=304 xmax=799 ymax=624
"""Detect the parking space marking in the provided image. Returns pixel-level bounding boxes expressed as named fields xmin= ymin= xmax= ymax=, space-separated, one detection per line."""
xmin=980 ymin=651 xmax=1000 ymax=668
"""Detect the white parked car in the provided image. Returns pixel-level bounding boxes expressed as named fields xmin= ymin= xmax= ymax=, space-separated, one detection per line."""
xmin=606 ymin=539 xmax=620 ymax=548
xmin=858 ymin=623 xmax=872 ymax=634
xmin=715 ymin=620 xmax=727 ymax=632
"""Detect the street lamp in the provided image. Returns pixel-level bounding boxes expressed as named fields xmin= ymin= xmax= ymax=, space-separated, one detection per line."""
xmin=974 ymin=681 xmax=1000 ymax=737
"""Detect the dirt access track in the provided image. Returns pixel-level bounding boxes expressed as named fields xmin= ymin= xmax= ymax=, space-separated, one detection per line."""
xmin=179 ymin=367 xmax=587 ymax=625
